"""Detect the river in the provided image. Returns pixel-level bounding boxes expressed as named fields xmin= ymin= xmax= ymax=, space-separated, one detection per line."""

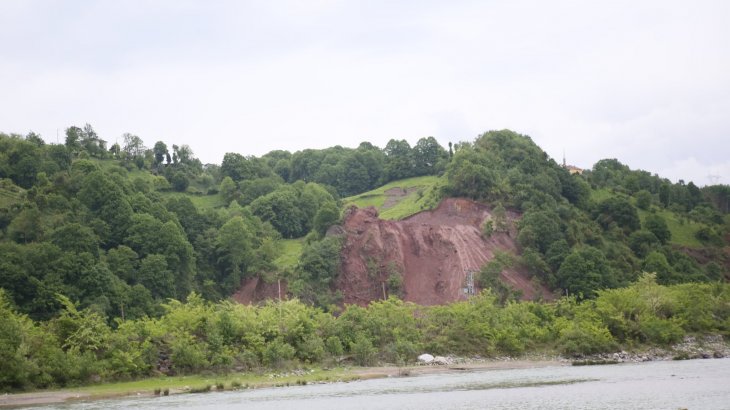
xmin=35 ymin=358 xmax=730 ymax=410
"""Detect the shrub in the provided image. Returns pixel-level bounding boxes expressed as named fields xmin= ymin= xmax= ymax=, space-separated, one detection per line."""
xmin=350 ymin=335 xmax=377 ymax=366
xmin=558 ymin=319 xmax=617 ymax=356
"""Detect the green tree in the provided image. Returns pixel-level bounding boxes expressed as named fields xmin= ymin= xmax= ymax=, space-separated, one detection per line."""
xmin=170 ymin=172 xmax=189 ymax=192
xmin=634 ymin=190 xmax=653 ymax=210
xmin=557 ymin=246 xmax=616 ymax=299
xmin=153 ymin=141 xmax=168 ymax=165
xmin=138 ymin=254 xmax=175 ymax=299
xmin=105 ymin=245 xmax=139 ymax=284
xmin=643 ymin=251 xmax=674 ymax=284
xmin=383 ymin=139 xmax=414 ymax=181
xmin=413 ymin=136 xmax=447 ymax=176
xmin=50 ymin=223 xmax=100 ymax=258
xmin=77 ymin=171 xmax=134 ymax=247
xmin=628 ymin=230 xmax=660 ymax=258
xmin=644 ymin=214 xmax=671 ymax=244
xmin=122 ymin=133 xmax=146 ymax=160
xmin=249 ymin=187 xmax=308 ymax=238
xmin=290 ymin=237 xmax=343 ymax=306
xmin=7 ymin=207 xmax=43 ymax=243
xmin=659 ymin=183 xmax=671 ymax=208
xmin=216 ymin=216 xmax=255 ymax=292
xmin=313 ymin=202 xmax=340 ymax=237
xmin=219 ymin=176 xmax=237 ymax=203
xmin=517 ymin=210 xmax=562 ymax=254
xmin=125 ymin=214 xmax=195 ymax=297
xmin=446 ymin=155 xmax=497 ymax=200
xmin=594 ymin=197 xmax=640 ymax=234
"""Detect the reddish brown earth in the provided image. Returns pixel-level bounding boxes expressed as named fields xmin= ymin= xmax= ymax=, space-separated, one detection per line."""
xmin=234 ymin=198 xmax=552 ymax=306
xmin=336 ymin=198 xmax=552 ymax=306
xmin=231 ymin=276 xmax=286 ymax=305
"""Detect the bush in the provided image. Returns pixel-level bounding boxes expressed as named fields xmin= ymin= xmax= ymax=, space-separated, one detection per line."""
xmin=638 ymin=317 xmax=684 ymax=345
xmin=349 ymin=335 xmax=377 ymax=366
xmin=263 ymin=340 xmax=296 ymax=368
xmin=558 ymin=319 xmax=617 ymax=356
xmin=325 ymin=336 xmax=344 ymax=357
xmin=170 ymin=332 xmax=208 ymax=374
xmin=170 ymin=173 xmax=190 ymax=192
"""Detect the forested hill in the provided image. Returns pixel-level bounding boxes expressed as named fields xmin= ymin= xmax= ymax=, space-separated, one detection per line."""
xmin=1 ymin=126 xmax=729 ymax=321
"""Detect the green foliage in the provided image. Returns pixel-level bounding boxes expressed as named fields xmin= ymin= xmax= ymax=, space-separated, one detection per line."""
xmin=289 ymin=236 xmax=343 ymax=306
xmin=557 ymin=246 xmax=616 ymax=299
xmin=250 ymin=182 xmax=336 ymax=239
xmin=628 ymin=230 xmax=660 ymax=258
xmin=1 ymin=128 xmax=729 ymax=392
xmin=0 ymin=279 xmax=728 ymax=391
xmin=594 ymin=196 xmax=641 ymax=234
xmin=343 ymin=175 xmax=442 ymax=220
xmin=349 ymin=334 xmax=377 ymax=366
xmin=634 ymin=189 xmax=653 ymax=210
xmin=517 ymin=210 xmax=563 ymax=254
xmin=557 ymin=317 xmax=617 ymax=356
xmin=478 ymin=260 xmax=520 ymax=305
xmin=644 ymin=214 xmax=671 ymax=244
xmin=481 ymin=219 xmax=494 ymax=237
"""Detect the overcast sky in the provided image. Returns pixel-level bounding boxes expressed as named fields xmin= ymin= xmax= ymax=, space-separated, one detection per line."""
xmin=2 ymin=0 xmax=729 ymax=185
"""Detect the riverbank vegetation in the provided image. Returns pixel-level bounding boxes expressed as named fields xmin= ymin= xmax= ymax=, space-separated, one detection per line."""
xmin=1 ymin=275 xmax=728 ymax=392
xmin=1 ymin=126 xmax=728 ymax=394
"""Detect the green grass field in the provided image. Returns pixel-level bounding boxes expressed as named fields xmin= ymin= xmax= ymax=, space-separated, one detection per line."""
xmin=159 ymin=191 xmax=227 ymax=210
xmin=589 ymin=188 xmax=614 ymax=202
xmin=590 ymin=187 xmax=705 ymax=248
xmin=0 ymin=186 xmax=23 ymax=208
xmin=274 ymin=238 xmax=304 ymax=270
xmin=343 ymin=175 xmax=442 ymax=220
xmin=638 ymin=208 xmax=704 ymax=248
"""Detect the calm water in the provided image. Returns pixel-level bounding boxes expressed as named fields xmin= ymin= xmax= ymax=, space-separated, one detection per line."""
xmin=40 ymin=358 xmax=730 ymax=410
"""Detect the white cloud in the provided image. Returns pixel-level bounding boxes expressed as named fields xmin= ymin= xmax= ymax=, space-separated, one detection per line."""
xmin=0 ymin=0 xmax=728 ymax=185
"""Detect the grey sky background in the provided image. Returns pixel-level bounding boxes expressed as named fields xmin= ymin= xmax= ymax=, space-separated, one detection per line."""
xmin=2 ymin=0 xmax=729 ymax=185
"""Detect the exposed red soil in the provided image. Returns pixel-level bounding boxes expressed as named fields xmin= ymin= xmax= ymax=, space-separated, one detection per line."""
xmin=234 ymin=198 xmax=553 ymax=306
xmin=231 ymin=276 xmax=286 ymax=305
xmin=336 ymin=198 xmax=552 ymax=306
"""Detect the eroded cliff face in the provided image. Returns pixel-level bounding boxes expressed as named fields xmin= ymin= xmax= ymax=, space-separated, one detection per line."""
xmin=337 ymin=198 xmax=551 ymax=305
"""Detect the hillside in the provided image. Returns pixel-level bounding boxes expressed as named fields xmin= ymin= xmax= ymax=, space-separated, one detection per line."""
xmin=337 ymin=198 xmax=551 ymax=305
xmin=0 ymin=127 xmax=728 ymax=322
xmin=342 ymin=175 xmax=443 ymax=220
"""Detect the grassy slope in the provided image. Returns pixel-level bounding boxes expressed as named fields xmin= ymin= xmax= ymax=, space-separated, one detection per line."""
xmin=637 ymin=208 xmax=704 ymax=248
xmin=343 ymin=175 xmax=443 ymax=220
xmin=274 ymin=238 xmax=304 ymax=270
xmin=591 ymin=188 xmax=704 ymax=248
xmin=0 ymin=186 xmax=23 ymax=208
xmin=92 ymin=159 xmax=227 ymax=211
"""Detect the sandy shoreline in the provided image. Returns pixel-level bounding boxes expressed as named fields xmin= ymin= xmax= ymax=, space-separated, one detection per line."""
xmin=0 ymin=359 xmax=564 ymax=408
xmin=352 ymin=359 xmax=565 ymax=379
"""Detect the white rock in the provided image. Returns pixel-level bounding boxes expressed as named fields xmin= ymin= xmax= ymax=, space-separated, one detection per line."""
xmin=433 ymin=356 xmax=451 ymax=365
xmin=418 ymin=353 xmax=434 ymax=363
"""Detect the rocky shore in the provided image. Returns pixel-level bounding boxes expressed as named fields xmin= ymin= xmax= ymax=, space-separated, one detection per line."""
xmin=572 ymin=335 xmax=729 ymax=364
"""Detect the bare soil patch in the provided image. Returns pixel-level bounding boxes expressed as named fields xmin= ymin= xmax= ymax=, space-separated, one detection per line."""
xmin=337 ymin=198 xmax=553 ymax=306
xmin=381 ymin=187 xmax=419 ymax=209
xmin=231 ymin=276 xmax=286 ymax=305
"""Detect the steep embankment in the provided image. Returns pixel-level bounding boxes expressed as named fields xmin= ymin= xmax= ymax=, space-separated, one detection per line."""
xmin=337 ymin=198 xmax=552 ymax=305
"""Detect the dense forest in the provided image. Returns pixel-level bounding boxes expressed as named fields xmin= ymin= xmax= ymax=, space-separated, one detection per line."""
xmin=1 ymin=125 xmax=729 ymax=391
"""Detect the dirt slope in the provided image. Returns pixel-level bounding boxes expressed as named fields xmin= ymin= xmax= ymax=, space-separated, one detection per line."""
xmin=336 ymin=198 xmax=552 ymax=305
xmin=231 ymin=276 xmax=286 ymax=305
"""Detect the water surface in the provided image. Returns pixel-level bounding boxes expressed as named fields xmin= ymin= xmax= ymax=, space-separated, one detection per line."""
xmin=41 ymin=358 xmax=730 ymax=410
